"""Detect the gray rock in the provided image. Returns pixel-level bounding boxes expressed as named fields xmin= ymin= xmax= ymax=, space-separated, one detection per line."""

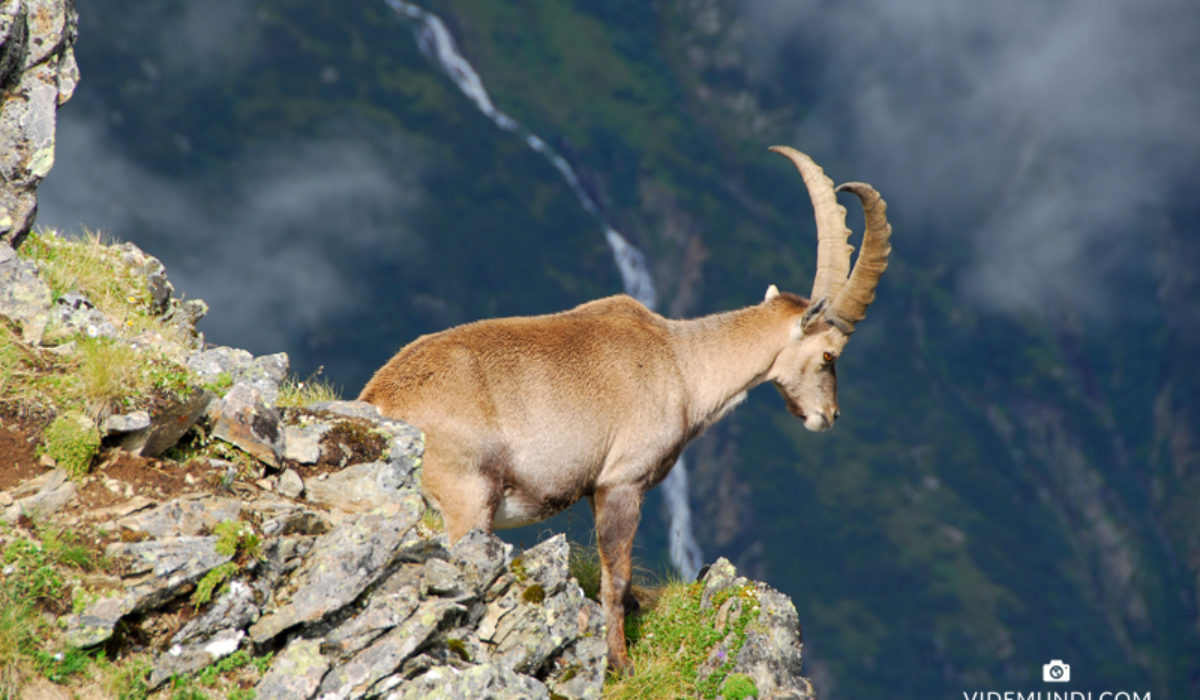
xmin=116 ymin=242 xmax=174 ymax=315
xmin=282 ymin=422 xmax=328 ymax=464
xmin=255 ymin=639 xmax=329 ymax=700
xmin=113 ymin=386 xmax=211 ymax=458
xmin=210 ymin=382 xmax=283 ymax=467
xmin=186 ymin=345 xmax=254 ymax=384
xmin=473 ymin=535 xmax=604 ymax=687
xmin=320 ymin=563 xmax=425 ymax=658
xmin=116 ymin=494 xmax=243 ymax=539
xmin=0 ymin=244 xmax=51 ymax=343
xmin=248 ymin=495 xmax=423 ymax=644
xmin=65 ymin=536 xmax=232 ymax=646
xmin=449 ymin=530 xmax=511 ymax=596
xmin=277 ymin=468 xmax=304 ymax=499
xmin=0 ymin=0 xmax=78 ymax=248
xmin=53 ymin=291 xmax=118 ymax=339
xmin=172 ymin=579 xmax=259 ymax=646
xmin=305 ymin=460 xmax=414 ymax=514
xmin=3 ymin=467 xmax=76 ymax=523
xmin=149 ymin=628 xmax=245 ymax=689
xmin=102 ymin=411 xmax=151 ymax=435
xmin=316 ymin=597 xmax=464 ymax=699
xmin=394 ymin=663 xmax=551 ymax=700
xmin=236 ymin=351 xmax=288 ymax=405
xmin=698 ymin=557 xmax=813 ymax=700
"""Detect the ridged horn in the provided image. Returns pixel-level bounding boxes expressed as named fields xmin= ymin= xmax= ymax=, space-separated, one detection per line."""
xmin=828 ymin=181 xmax=891 ymax=332
xmin=768 ymin=146 xmax=854 ymax=306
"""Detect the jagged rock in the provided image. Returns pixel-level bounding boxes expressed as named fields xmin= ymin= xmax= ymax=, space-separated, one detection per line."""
xmin=0 ymin=244 xmax=51 ymax=343
xmin=173 ymin=579 xmax=259 ymax=647
xmin=115 ymin=242 xmax=173 ymax=314
xmin=2 ymin=467 xmax=76 ymax=522
xmin=316 ymin=597 xmax=466 ymax=699
xmin=149 ymin=628 xmax=245 ymax=688
xmin=277 ymin=468 xmax=304 ymax=499
xmin=236 ymin=351 xmax=288 ymax=405
xmin=255 ymin=639 xmax=330 ymax=700
xmin=186 ymin=345 xmax=254 ymax=384
xmin=449 ymin=530 xmax=511 ymax=595
xmin=305 ymin=460 xmax=413 ymax=515
xmin=698 ymin=557 xmax=813 ymax=700
xmin=116 ymin=494 xmax=243 ymax=538
xmin=66 ymin=536 xmax=233 ymax=647
xmin=102 ymin=410 xmax=151 ymax=435
xmin=248 ymin=495 xmax=423 ymax=644
xmin=396 ymin=662 xmax=551 ymax=700
xmin=210 ymin=382 xmax=283 ymax=467
xmin=53 ymin=291 xmax=118 ymax=339
xmin=281 ymin=422 xmax=327 ymax=464
xmin=0 ymin=0 xmax=78 ymax=248
xmin=319 ymin=563 xmax=426 ymax=658
xmin=113 ymin=386 xmax=211 ymax=458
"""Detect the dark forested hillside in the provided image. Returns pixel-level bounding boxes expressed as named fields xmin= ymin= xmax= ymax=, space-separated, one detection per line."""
xmin=38 ymin=1 xmax=1200 ymax=697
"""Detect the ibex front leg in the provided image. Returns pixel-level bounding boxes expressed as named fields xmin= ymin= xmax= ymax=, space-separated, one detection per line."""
xmin=590 ymin=484 xmax=643 ymax=674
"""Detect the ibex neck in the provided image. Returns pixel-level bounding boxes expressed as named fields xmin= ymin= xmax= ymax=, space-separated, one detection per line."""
xmin=667 ymin=301 xmax=793 ymax=430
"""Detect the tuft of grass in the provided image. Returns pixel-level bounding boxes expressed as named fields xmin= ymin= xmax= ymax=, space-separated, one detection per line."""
xmin=567 ymin=540 xmax=602 ymax=602
xmin=603 ymin=581 xmax=763 ymax=700
xmin=720 ymin=672 xmax=759 ymax=699
xmin=97 ymin=653 xmax=152 ymax=700
xmin=38 ymin=411 xmax=101 ymax=478
xmin=18 ymin=230 xmax=186 ymax=347
xmin=0 ymin=524 xmax=98 ymax=695
xmin=275 ymin=366 xmax=341 ymax=408
xmin=4 ymin=230 xmax=203 ymax=419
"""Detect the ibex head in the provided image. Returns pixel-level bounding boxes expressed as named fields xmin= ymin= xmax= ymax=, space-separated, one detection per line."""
xmin=765 ymin=146 xmax=893 ymax=432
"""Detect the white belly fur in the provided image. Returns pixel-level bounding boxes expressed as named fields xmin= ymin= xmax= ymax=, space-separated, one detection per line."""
xmin=492 ymin=493 xmax=543 ymax=529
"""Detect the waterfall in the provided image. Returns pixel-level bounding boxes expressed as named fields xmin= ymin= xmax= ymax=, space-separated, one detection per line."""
xmin=384 ymin=0 xmax=703 ymax=580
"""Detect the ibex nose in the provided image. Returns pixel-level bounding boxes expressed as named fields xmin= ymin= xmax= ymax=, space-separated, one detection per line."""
xmin=833 ymin=408 xmax=840 ymax=421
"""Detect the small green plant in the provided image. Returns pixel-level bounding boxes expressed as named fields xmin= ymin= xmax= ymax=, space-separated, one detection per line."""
xmin=522 ymin=583 xmax=546 ymax=604
xmin=192 ymin=562 xmax=239 ymax=610
xmin=193 ymin=520 xmax=261 ymax=609
xmin=721 ymin=672 xmax=759 ymax=699
xmin=38 ymin=411 xmax=101 ymax=477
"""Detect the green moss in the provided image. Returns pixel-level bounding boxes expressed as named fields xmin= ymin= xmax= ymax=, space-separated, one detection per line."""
xmin=510 ymin=556 xmax=528 ymax=582
xmin=522 ymin=583 xmax=546 ymax=604
xmin=445 ymin=637 xmax=470 ymax=661
xmin=38 ymin=411 xmax=100 ymax=478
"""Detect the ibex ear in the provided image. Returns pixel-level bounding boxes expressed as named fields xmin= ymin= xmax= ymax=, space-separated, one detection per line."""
xmin=764 ymin=284 xmax=780 ymax=302
xmin=799 ymin=297 xmax=830 ymax=334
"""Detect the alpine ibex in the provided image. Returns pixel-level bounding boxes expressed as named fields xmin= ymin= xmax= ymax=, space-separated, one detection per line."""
xmin=359 ymin=146 xmax=891 ymax=673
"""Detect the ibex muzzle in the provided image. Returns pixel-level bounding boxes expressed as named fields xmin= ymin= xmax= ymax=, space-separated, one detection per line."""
xmin=359 ymin=147 xmax=891 ymax=673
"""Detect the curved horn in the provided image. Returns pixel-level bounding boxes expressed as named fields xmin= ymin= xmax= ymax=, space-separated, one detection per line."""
xmin=828 ymin=181 xmax=892 ymax=332
xmin=768 ymin=146 xmax=853 ymax=305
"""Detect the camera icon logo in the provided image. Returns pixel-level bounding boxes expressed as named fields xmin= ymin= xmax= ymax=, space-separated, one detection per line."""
xmin=1042 ymin=659 xmax=1071 ymax=683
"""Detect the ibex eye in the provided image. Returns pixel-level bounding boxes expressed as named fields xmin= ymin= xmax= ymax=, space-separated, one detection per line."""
xmin=823 ymin=352 xmax=835 ymax=363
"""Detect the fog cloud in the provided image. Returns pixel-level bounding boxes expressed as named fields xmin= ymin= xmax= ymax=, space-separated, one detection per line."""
xmin=746 ymin=0 xmax=1199 ymax=317
xmin=38 ymin=115 xmax=424 ymax=354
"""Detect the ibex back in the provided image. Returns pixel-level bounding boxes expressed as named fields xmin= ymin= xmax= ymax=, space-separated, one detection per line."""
xmin=359 ymin=146 xmax=892 ymax=673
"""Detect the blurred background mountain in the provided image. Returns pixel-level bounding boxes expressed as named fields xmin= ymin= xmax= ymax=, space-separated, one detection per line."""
xmin=36 ymin=1 xmax=1200 ymax=697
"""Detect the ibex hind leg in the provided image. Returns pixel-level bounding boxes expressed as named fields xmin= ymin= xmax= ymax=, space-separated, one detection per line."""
xmin=419 ymin=440 xmax=500 ymax=544
xmin=590 ymin=484 xmax=644 ymax=675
